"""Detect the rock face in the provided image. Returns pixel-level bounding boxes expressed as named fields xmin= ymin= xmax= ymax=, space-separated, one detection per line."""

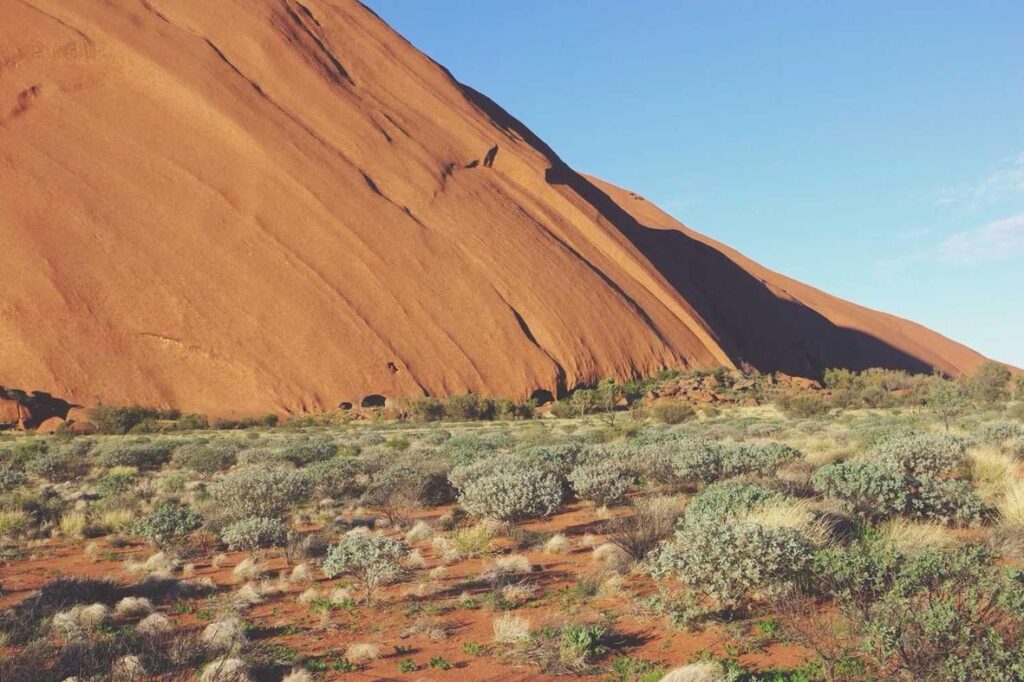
xmin=0 ymin=0 xmax=989 ymax=417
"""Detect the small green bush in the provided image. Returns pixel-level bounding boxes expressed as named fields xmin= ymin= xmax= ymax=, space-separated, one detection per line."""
xmin=173 ymin=443 xmax=236 ymax=473
xmin=978 ymin=420 xmax=1023 ymax=444
xmin=0 ymin=468 xmax=26 ymax=492
xmin=220 ymin=517 xmax=288 ymax=553
xmin=96 ymin=469 xmax=137 ymax=497
xmin=92 ymin=405 xmax=161 ymax=435
xmin=280 ymin=438 xmax=337 ymax=466
xmin=668 ymin=438 xmax=723 ymax=484
xmin=812 ymin=459 xmax=984 ymax=525
xmin=684 ymin=481 xmax=785 ymax=524
xmin=95 ymin=442 xmax=173 ymax=470
xmin=811 ymin=460 xmax=909 ymax=520
xmin=24 ymin=450 xmax=90 ymax=483
xmin=774 ymin=391 xmax=830 ymax=418
xmin=322 ymin=533 xmax=408 ymax=602
xmin=209 ymin=467 xmax=310 ymax=523
xmin=720 ymin=442 xmax=803 ymax=478
xmin=651 ymin=402 xmax=696 ymax=425
xmin=132 ymin=503 xmax=202 ymax=547
xmin=305 ymin=457 xmax=366 ymax=499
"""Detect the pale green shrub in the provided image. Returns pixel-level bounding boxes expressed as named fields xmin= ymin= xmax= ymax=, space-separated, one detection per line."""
xmin=457 ymin=468 xmax=563 ymax=522
xmin=210 ymin=467 xmax=310 ymax=523
xmin=322 ymin=534 xmax=408 ymax=602
xmin=568 ymin=464 xmax=632 ymax=506
xmin=221 ymin=517 xmax=288 ymax=554
xmin=132 ymin=504 xmax=202 ymax=547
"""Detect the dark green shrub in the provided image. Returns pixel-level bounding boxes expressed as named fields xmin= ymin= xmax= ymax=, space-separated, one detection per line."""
xmin=967 ymin=361 xmax=1012 ymax=404
xmin=95 ymin=442 xmax=173 ymax=469
xmin=24 ymin=450 xmax=90 ymax=483
xmin=444 ymin=394 xmax=495 ymax=421
xmin=92 ymin=406 xmax=160 ymax=435
xmin=774 ymin=391 xmax=829 ymax=418
xmin=280 ymin=438 xmax=337 ymax=466
xmin=651 ymin=402 xmax=696 ymax=425
xmin=172 ymin=443 xmax=236 ymax=474
xmin=96 ymin=470 xmax=137 ymax=497
xmin=132 ymin=504 xmax=202 ymax=547
xmin=0 ymin=468 xmax=26 ymax=492
xmin=406 ymin=397 xmax=444 ymax=422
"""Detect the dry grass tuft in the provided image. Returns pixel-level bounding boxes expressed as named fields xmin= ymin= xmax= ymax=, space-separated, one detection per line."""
xmin=543 ymin=533 xmax=571 ymax=554
xmin=404 ymin=520 xmax=433 ymax=543
xmin=114 ymin=596 xmax=154 ymax=619
xmin=880 ymin=520 xmax=955 ymax=554
xmin=200 ymin=657 xmax=251 ymax=682
xmin=201 ymin=618 xmax=247 ymax=654
xmin=998 ymin=476 xmax=1024 ymax=527
xmin=492 ymin=613 xmax=531 ymax=643
xmin=232 ymin=557 xmax=263 ymax=583
xmin=344 ymin=642 xmax=382 ymax=663
xmin=136 ymin=612 xmax=172 ymax=635
xmin=289 ymin=563 xmax=315 ymax=584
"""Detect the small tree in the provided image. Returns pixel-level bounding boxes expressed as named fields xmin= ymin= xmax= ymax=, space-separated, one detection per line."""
xmin=967 ymin=360 xmax=1011 ymax=404
xmin=321 ymin=534 xmax=408 ymax=602
xmin=926 ymin=380 xmax=967 ymax=430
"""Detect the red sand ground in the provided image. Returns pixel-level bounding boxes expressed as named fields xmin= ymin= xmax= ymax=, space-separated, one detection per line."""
xmin=0 ymin=503 xmax=811 ymax=680
xmin=0 ymin=0 xmax=988 ymax=418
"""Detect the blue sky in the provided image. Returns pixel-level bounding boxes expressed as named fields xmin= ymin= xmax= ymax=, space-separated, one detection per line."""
xmin=367 ymin=1 xmax=1024 ymax=367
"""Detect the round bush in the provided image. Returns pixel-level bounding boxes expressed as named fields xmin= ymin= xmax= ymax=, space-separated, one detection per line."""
xmin=280 ymin=438 xmax=337 ymax=466
xmin=457 ymin=468 xmax=563 ymax=522
xmin=685 ymin=481 xmax=785 ymax=524
xmin=651 ymin=402 xmax=696 ymax=425
xmin=811 ymin=460 xmax=910 ymax=520
xmin=668 ymin=438 xmax=723 ymax=484
xmin=568 ymin=464 xmax=632 ymax=506
xmin=872 ymin=433 xmax=967 ymax=476
xmin=306 ymin=457 xmax=366 ymax=499
xmin=210 ymin=467 xmax=310 ymax=523
xmin=132 ymin=504 xmax=202 ymax=547
xmin=653 ymin=519 xmax=812 ymax=609
xmin=720 ymin=442 xmax=803 ymax=478
xmin=221 ymin=517 xmax=288 ymax=553
xmin=978 ymin=420 xmax=1023 ymax=444
xmin=0 ymin=468 xmax=26 ymax=492
xmin=24 ymin=450 xmax=90 ymax=483
xmin=173 ymin=443 xmax=236 ymax=474
xmin=95 ymin=442 xmax=173 ymax=470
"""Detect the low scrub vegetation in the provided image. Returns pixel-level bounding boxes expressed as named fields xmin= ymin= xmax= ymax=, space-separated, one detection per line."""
xmin=0 ymin=363 xmax=1022 ymax=680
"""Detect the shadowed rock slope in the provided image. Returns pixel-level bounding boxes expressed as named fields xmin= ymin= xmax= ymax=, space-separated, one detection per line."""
xmin=0 ymin=0 xmax=987 ymax=415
